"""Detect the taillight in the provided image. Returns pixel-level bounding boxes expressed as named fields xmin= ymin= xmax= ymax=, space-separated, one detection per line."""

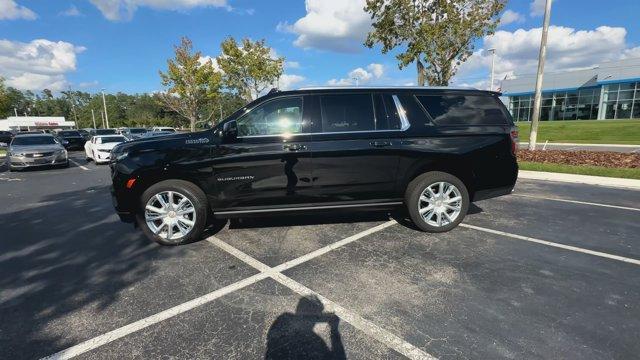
xmin=509 ymin=127 xmax=519 ymax=156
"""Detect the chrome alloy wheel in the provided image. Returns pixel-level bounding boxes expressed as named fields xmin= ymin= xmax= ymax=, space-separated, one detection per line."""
xmin=417 ymin=181 xmax=463 ymax=227
xmin=144 ymin=191 xmax=196 ymax=242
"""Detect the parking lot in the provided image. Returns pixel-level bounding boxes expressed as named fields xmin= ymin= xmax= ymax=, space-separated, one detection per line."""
xmin=1 ymin=152 xmax=639 ymax=359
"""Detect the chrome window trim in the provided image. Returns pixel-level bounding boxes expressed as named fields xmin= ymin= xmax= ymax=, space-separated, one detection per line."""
xmin=237 ymin=128 xmax=407 ymax=139
xmin=236 ymin=93 xmax=411 ymax=139
xmin=392 ymin=95 xmax=411 ymax=131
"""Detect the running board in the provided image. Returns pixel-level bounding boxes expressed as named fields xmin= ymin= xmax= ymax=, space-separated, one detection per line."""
xmin=214 ymin=201 xmax=403 ymax=215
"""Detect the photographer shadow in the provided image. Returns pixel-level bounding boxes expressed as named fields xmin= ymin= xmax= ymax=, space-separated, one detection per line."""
xmin=265 ymin=295 xmax=346 ymax=360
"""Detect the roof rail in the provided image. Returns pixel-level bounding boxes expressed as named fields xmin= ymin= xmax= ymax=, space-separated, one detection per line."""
xmin=296 ymin=85 xmax=478 ymax=91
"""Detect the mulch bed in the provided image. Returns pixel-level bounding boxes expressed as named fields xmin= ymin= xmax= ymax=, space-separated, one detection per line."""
xmin=517 ymin=150 xmax=640 ymax=169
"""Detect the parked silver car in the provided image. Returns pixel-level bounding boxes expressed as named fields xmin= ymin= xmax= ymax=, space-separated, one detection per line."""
xmin=7 ymin=134 xmax=69 ymax=171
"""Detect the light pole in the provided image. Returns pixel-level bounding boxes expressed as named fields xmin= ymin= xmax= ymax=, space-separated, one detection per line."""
xmin=352 ymin=77 xmax=359 ymax=86
xmin=91 ymin=109 xmax=97 ymax=129
xmin=529 ymin=0 xmax=553 ymax=151
xmin=100 ymin=110 xmax=105 ymax=128
xmin=101 ymin=88 xmax=110 ymax=129
xmin=487 ymin=48 xmax=496 ymax=91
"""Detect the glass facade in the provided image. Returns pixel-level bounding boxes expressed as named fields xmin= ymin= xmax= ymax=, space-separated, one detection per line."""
xmin=601 ymin=82 xmax=640 ymax=120
xmin=508 ymin=87 xmax=601 ymax=121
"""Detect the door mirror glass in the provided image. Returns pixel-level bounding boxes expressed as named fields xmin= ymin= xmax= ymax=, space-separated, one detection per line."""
xmin=222 ymin=120 xmax=238 ymax=141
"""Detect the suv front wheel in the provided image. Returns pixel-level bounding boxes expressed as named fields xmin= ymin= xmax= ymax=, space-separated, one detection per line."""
xmin=405 ymin=171 xmax=470 ymax=232
xmin=137 ymin=180 xmax=208 ymax=245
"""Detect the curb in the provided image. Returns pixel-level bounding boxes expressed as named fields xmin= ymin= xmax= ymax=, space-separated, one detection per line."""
xmin=520 ymin=142 xmax=640 ymax=148
xmin=518 ymin=170 xmax=640 ymax=190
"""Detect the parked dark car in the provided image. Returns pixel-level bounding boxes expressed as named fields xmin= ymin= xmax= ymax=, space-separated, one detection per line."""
xmin=92 ymin=129 xmax=118 ymax=136
xmin=78 ymin=129 xmax=92 ymax=141
xmin=0 ymin=131 xmax=13 ymax=147
xmin=110 ymin=87 xmax=518 ymax=245
xmin=56 ymin=130 xmax=86 ymax=150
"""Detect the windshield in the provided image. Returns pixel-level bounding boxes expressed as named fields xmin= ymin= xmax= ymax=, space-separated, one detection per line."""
xmin=58 ymin=131 xmax=81 ymax=137
xmin=95 ymin=129 xmax=117 ymax=135
xmin=98 ymin=136 xmax=126 ymax=144
xmin=130 ymin=128 xmax=147 ymax=133
xmin=12 ymin=136 xmax=57 ymax=146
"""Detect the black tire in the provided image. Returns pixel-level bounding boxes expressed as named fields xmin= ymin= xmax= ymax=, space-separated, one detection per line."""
xmin=405 ymin=171 xmax=470 ymax=233
xmin=136 ymin=180 xmax=209 ymax=246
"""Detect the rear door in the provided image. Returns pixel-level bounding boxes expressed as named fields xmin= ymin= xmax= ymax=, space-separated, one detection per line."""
xmin=415 ymin=93 xmax=518 ymax=191
xmin=308 ymin=92 xmax=405 ymax=204
xmin=211 ymin=95 xmax=315 ymax=210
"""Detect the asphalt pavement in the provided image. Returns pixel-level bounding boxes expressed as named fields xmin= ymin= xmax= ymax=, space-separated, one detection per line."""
xmin=1 ymin=152 xmax=639 ymax=359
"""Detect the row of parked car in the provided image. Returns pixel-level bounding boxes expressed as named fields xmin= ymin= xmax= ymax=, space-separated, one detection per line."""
xmin=1 ymin=126 xmax=177 ymax=172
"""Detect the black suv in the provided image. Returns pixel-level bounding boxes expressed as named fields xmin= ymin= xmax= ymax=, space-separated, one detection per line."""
xmin=110 ymin=87 xmax=518 ymax=245
xmin=56 ymin=130 xmax=86 ymax=150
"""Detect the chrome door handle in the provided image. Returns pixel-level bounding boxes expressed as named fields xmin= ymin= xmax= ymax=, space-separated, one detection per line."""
xmin=283 ymin=144 xmax=306 ymax=151
xmin=370 ymin=141 xmax=391 ymax=147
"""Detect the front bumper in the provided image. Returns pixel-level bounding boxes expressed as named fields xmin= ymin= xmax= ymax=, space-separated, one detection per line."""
xmin=9 ymin=154 xmax=68 ymax=168
xmin=94 ymin=150 xmax=112 ymax=163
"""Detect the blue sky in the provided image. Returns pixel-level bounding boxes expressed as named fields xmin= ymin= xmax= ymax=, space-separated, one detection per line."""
xmin=1 ymin=0 xmax=639 ymax=94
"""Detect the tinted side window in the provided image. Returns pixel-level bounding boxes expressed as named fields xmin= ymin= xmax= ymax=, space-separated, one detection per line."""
xmin=320 ymin=94 xmax=375 ymax=132
xmin=417 ymin=95 xmax=509 ymax=125
xmin=237 ymin=97 xmax=303 ymax=136
xmin=373 ymin=94 xmax=402 ymax=130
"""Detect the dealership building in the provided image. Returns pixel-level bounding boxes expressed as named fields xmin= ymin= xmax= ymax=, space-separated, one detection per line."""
xmin=0 ymin=116 xmax=76 ymax=131
xmin=501 ymin=57 xmax=640 ymax=121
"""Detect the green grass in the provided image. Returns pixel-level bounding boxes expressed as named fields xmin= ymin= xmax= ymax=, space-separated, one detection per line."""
xmin=0 ymin=149 xmax=5 ymax=157
xmin=516 ymin=119 xmax=640 ymax=145
xmin=519 ymin=161 xmax=640 ymax=180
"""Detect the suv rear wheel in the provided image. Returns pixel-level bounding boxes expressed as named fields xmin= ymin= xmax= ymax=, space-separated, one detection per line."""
xmin=405 ymin=171 xmax=470 ymax=232
xmin=137 ymin=180 xmax=208 ymax=245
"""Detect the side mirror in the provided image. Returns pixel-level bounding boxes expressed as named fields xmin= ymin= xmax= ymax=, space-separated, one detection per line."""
xmin=221 ymin=120 xmax=238 ymax=141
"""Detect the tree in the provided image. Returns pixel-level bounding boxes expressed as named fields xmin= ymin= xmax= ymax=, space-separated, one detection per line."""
xmin=217 ymin=37 xmax=284 ymax=101
xmin=364 ymin=0 xmax=505 ymax=86
xmin=0 ymin=77 xmax=10 ymax=117
xmin=159 ymin=37 xmax=222 ymax=131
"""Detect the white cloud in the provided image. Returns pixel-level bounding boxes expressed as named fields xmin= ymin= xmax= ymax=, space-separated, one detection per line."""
xmin=328 ymin=63 xmax=385 ymax=85
xmin=278 ymin=74 xmax=305 ymax=90
xmin=367 ymin=63 xmax=384 ymax=78
xmin=500 ymin=10 xmax=524 ymax=26
xmin=0 ymin=0 xmax=37 ymax=20
xmin=622 ymin=47 xmax=640 ymax=59
xmin=284 ymin=61 xmax=300 ymax=69
xmin=0 ymin=39 xmax=86 ymax=91
xmin=454 ymin=25 xmax=636 ymax=90
xmin=284 ymin=0 xmax=371 ymax=53
xmin=530 ymin=0 xmax=547 ymax=17
xmin=89 ymin=0 xmax=229 ymax=21
xmin=60 ymin=5 xmax=82 ymax=17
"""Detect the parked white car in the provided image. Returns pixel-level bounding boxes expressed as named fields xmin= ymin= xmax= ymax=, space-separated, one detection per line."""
xmin=85 ymin=135 xmax=127 ymax=164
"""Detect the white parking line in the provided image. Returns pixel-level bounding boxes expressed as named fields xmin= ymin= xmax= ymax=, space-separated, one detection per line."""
xmin=41 ymin=273 xmax=270 ymax=360
xmin=40 ymin=220 xmax=402 ymax=360
xmin=206 ymin=230 xmax=436 ymax=360
xmin=68 ymin=159 xmax=89 ymax=171
xmin=512 ymin=193 xmax=640 ymax=212
xmin=461 ymin=223 xmax=640 ymax=266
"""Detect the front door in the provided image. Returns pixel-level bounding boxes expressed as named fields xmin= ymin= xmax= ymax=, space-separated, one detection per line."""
xmin=211 ymin=95 xmax=314 ymax=210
